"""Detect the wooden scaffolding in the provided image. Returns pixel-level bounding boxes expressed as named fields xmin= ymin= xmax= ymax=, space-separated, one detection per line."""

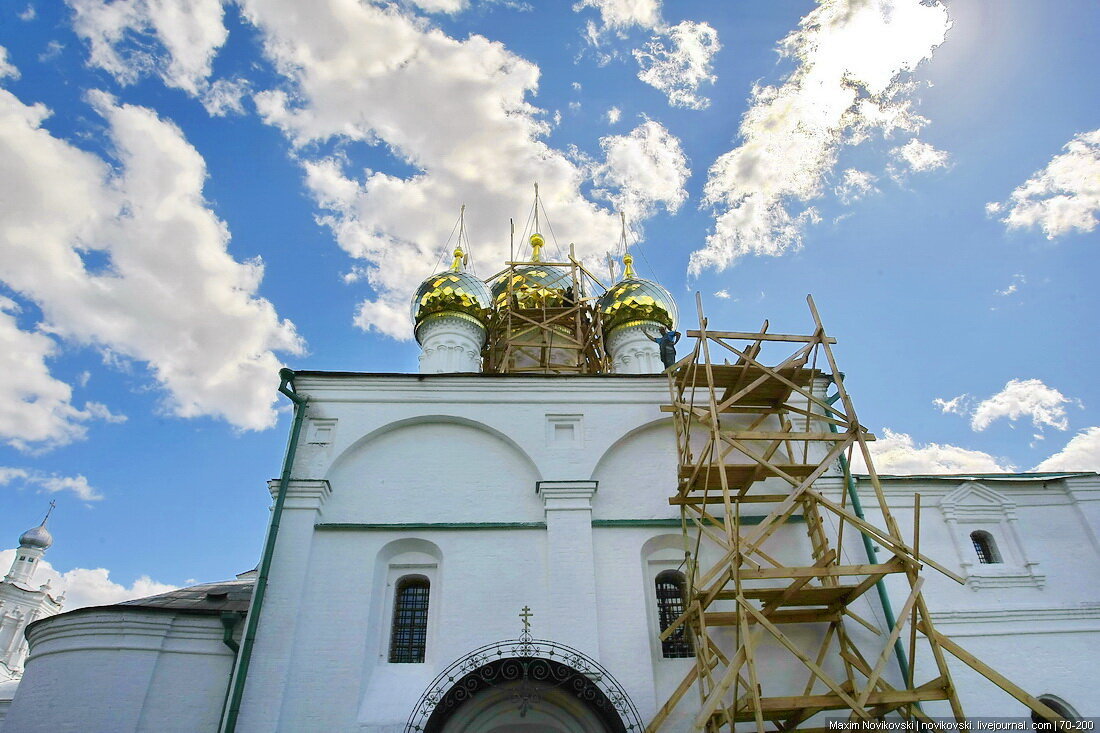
xmin=483 ymin=245 xmax=610 ymax=375
xmin=648 ymin=294 xmax=1067 ymax=731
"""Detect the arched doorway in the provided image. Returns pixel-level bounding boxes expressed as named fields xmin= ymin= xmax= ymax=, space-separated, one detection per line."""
xmin=406 ymin=640 xmax=642 ymax=733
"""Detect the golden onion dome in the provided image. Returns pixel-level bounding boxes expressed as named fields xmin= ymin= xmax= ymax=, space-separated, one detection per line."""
xmin=597 ymin=254 xmax=677 ymax=335
xmin=489 ymin=233 xmax=573 ymax=309
xmin=411 ymin=246 xmax=492 ymax=343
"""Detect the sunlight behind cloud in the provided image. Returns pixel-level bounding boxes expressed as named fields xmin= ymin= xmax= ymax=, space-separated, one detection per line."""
xmin=692 ymin=0 xmax=951 ymax=274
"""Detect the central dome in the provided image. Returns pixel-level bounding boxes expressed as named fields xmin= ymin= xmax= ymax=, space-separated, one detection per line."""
xmin=489 ymin=233 xmax=572 ymax=309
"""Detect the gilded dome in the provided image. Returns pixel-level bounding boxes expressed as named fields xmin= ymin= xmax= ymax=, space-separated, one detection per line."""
xmin=489 ymin=233 xmax=573 ymax=309
xmin=411 ymin=247 xmax=492 ymax=343
xmin=598 ymin=255 xmax=677 ymax=335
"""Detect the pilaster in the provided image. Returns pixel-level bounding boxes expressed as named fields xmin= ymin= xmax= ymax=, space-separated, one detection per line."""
xmin=537 ymin=480 xmax=601 ymax=659
xmin=236 ymin=479 xmax=331 ymax=730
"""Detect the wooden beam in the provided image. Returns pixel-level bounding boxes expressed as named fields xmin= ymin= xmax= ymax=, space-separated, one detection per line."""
xmin=926 ymin=625 xmax=1069 ymax=722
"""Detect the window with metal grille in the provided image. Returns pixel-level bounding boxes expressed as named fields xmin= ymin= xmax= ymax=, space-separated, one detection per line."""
xmin=970 ymin=531 xmax=1001 ymax=564
xmin=655 ymin=570 xmax=694 ymax=659
xmin=389 ymin=575 xmax=430 ymax=663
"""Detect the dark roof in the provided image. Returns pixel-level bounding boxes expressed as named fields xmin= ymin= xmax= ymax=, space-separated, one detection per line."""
xmin=117 ymin=578 xmax=254 ymax=613
xmin=26 ymin=578 xmax=255 ymax=636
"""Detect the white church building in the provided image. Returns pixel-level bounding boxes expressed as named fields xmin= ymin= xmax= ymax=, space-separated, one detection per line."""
xmin=2 ymin=233 xmax=1098 ymax=732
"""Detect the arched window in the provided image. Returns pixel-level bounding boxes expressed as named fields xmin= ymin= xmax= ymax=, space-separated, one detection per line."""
xmin=655 ymin=570 xmax=694 ymax=659
xmin=1031 ymin=695 xmax=1080 ymax=727
xmin=970 ymin=531 xmax=1001 ymax=564
xmin=389 ymin=575 xmax=430 ymax=663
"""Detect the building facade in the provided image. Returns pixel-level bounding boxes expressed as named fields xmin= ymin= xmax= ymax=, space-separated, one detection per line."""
xmin=4 ymin=239 xmax=1098 ymax=731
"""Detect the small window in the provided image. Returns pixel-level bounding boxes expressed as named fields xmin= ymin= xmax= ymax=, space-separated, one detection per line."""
xmin=389 ymin=575 xmax=430 ymax=663
xmin=971 ymin=531 xmax=1001 ymax=564
xmin=655 ymin=570 xmax=694 ymax=659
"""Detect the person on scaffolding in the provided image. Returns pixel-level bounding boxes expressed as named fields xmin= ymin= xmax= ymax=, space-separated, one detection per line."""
xmin=646 ymin=326 xmax=681 ymax=370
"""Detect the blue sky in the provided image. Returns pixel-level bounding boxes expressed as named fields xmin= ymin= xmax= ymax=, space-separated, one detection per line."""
xmin=0 ymin=0 xmax=1097 ymax=605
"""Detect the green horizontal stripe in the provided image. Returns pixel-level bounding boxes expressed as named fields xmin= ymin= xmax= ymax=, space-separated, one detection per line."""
xmin=316 ymin=516 xmax=804 ymax=531
xmin=592 ymin=516 xmax=803 ymax=527
xmin=315 ymin=522 xmax=546 ymax=531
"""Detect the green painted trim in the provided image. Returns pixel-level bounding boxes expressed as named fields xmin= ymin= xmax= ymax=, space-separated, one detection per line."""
xmin=316 ymin=522 xmax=546 ymax=531
xmin=221 ymin=369 xmax=307 ymax=733
xmin=315 ymin=517 xmax=804 ymax=531
xmin=826 ymin=391 xmax=912 ymax=691
xmin=592 ymin=516 xmax=803 ymax=527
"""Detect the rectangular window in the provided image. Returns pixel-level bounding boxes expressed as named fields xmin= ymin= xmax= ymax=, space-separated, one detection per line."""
xmin=389 ymin=577 xmax=430 ymax=663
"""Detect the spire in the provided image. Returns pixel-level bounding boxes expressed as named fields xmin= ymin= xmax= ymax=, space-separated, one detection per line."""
xmin=41 ymin=499 xmax=55 ymax=527
xmin=529 ymin=233 xmax=544 ymax=262
xmin=450 ymin=245 xmax=466 ymax=271
xmin=533 ymin=182 xmax=540 ymax=233
xmin=622 ymin=253 xmax=636 ymax=279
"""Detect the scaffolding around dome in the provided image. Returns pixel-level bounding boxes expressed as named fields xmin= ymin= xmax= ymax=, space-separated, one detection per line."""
xmin=483 ymin=241 xmax=611 ymax=375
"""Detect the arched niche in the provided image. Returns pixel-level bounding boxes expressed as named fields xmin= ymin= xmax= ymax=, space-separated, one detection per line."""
xmin=590 ymin=418 xmax=677 ymax=519
xmin=324 ymin=416 xmax=542 ymax=522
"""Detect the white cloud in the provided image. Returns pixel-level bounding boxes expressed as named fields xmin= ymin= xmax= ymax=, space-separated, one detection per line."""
xmin=243 ymin=0 xmax=678 ymax=340
xmin=67 ymin=0 xmax=228 ymax=96
xmin=850 ymin=428 xmax=1014 ymax=474
xmin=1034 ymin=427 xmax=1100 ymax=473
xmin=19 ymin=6 xmax=36 ymax=21
xmin=970 ymin=378 xmax=1075 ymax=432
xmin=995 ymin=273 xmax=1025 ymax=296
xmin=591 ymin=119 xmax=689 ymax=222
xmin=890 ymin=138 xmax=949 ymax=175
xmin=633 ymin=20 xmax=719 ymax=110
xmin=714 ymin=289 xmax=730 ymax=299
xmin=38 ymin=41 xmax=65 ymax=64
xmin=0 ymin=46 xmax=19 ymax=79
xmin=200 ymin=76 xmax=250 ymax=117
xmin=0 ymin=549 xmax=176 ymax=609
xmin=834 ymin=168 xmax=879 ymax=205
xmin=408 ymin=0 xmax=469 ymax=13
xmin=932 ymin=393 xmax=969 ymax=416
xmin=67 ymin=0 xmax=245 ymax=116
xmin=0 ymin=468 xmax=30 ymax=485
xmin=573 ymin=0 xmax=662 ymax=33
xmin=606 ymin=106 xmax=621 ymax=124
xmin=0 ymin=88 xmax=303 ymax=431
xmin=0 ymin=298 xmax=123 ymax=451
xmin=987 ymin=129 xmax=1100 ymax=239
xmin=0 ymin=466 xmax=103 ymax=500
xmin=692 ymin=0 xmax=950 ymax=273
